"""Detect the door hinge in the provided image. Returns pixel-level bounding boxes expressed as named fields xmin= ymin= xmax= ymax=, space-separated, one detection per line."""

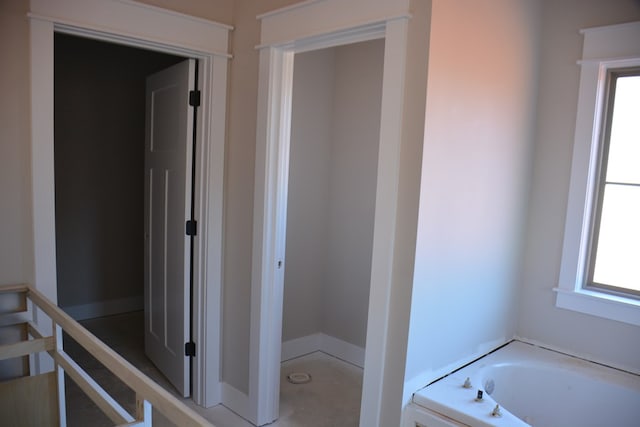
xmin=186 ymin=220 xmax=197 ymax=236
xmin=185 ymin=341 xmax=196 ymax=357
xmin=189 ymin=90 xmax=201 ymax=107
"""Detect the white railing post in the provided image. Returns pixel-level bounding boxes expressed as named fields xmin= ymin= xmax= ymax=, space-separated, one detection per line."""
xmin=136 ymin=394 xmax=152 ymax=427
xmin=27 ymin=298 xmax=37 ymax=376
xmin=53 ymin=322 xmax=67 ymax=427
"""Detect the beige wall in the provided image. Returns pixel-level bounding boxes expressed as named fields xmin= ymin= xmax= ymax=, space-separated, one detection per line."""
xmin=136 ymin=0 xmax=233 ymax=24
xmin=220 ymin=0 xmax=304 ymax=393
xmin=0 ymin=0 xmax=32 ymax=286
xmin=518 ymin=0 xmax=640 ymax=372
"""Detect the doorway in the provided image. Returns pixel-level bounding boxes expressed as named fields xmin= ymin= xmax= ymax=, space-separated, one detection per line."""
xmin=54 ymin=33 xmax=192 ymax=396
xmin=30 ymin=0 xmax=230 ymax=408
xmin=281 ymin=39 xmax=384 ymax=425
xmin=251 ymin=3 xmax=430 ymax=423
xmin=277 ymin=39 xmax=384 ymax=423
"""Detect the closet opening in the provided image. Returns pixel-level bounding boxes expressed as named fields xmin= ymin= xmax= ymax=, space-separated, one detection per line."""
xmin=278 ymin=38 xmax=385 ymax=424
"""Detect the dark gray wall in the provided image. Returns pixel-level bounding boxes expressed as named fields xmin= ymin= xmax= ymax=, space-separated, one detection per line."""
xmin=54 ymin=34 xmax=183 ymax=313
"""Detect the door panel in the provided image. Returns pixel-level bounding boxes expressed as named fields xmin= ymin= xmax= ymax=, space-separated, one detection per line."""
xmin=144 ymin=59 xmax=195 ymax=398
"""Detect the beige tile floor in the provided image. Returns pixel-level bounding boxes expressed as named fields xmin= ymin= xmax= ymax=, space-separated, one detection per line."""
xmin=64 ymin=312 xmax=362 ymax=426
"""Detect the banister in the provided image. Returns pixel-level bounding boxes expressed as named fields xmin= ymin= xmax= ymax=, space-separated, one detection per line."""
xmin=0 ymin=284 xmax=214 ymax=427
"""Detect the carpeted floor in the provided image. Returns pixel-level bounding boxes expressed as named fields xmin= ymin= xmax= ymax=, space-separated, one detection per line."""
xmin=63 ymin=311 xmax=362 ymax=426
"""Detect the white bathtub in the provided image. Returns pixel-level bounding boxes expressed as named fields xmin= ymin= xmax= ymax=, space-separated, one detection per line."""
xmin=410 ymin=340 xmax=640 ymax=427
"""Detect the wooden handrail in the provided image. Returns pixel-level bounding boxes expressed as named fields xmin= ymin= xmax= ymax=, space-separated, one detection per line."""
xmin=0 ymin=283 xmax=30 ymax=294
xmin=0 ymin=337 xmax=54 ymax=361
xmin=0 ymin=284 xmax=214 ymax=427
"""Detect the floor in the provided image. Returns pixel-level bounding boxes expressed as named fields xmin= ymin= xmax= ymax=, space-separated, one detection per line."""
xmin=63 ymin=312 xmax=362 ymax=427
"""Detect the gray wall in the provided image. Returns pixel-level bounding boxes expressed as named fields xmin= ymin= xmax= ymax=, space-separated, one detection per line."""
xmin=283 ymin=47 xmax=334 ymax=342
xmin=324 ymin=40 xmax=383 ymax=347
xmin=283 ymin=39 xmax=384 ymax=349
xmin=54 ymin=34 xmax=183 ymax=315
xmin=0 ymin=0 xmax=32 ymax=287
xmin=518 ymin=0 xmax=640 ymax=372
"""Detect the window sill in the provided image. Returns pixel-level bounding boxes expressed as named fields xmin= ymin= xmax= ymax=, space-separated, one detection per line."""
xmin=554 ymin=287 xmax=640 ymax=326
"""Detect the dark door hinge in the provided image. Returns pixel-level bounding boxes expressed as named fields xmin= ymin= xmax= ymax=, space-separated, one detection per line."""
xmin=185 ymin=341 xmax=196 ymax=357
xmin=186 ymin=220 xmax=197 ymax=236
xmin=189 ymin=90 xmax=201 ymax=107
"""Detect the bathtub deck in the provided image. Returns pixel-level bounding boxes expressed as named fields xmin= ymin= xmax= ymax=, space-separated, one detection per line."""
xmin=412 ymin=340 xmax=640 ymax=427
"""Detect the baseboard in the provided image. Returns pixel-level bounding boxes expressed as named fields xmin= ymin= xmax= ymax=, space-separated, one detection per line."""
xmin=62 ymin=296 xmax=143 ymax=320
xmin=281 ymin=333 xmax=365 ymax=368
xmin=281 ymin=333 xmax=322 ymax=361
xmin=320 ymin=334 xmax=365 ymax=368
xmin=220 ymin=383 xmax=250 ymax=423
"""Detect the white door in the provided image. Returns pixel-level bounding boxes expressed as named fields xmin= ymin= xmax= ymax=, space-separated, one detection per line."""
xmin=144 ymin=59 xmax=195 ymax=397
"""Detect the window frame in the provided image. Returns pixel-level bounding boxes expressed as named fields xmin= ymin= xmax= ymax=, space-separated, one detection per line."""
xmin=585 ymin=67 xmax=640 ymax=299
xmin=555 ymin=22 xmax=640 ymax=326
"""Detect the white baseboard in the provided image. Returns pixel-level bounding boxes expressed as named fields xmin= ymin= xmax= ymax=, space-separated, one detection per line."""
xmin=320 ymin=333 xmax=365 ymax=368
xmin=62 ymin=296 xmax=143 ymax=320
xmin=281 ymin=333 xmax=322 ymax=361
xmin=220 ymin=383 xmax=250 ymax=423
xmin=281 ymin=333 xmax=365 ymax=368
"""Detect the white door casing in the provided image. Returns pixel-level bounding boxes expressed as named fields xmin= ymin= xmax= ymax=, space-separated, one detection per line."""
xmin=144 ymin=59 xmax=195 ymax=398
xmin=252 ymin=1 xmax=430 ymax=426
xmin=29 ymin=0 xmax=230 ymax=407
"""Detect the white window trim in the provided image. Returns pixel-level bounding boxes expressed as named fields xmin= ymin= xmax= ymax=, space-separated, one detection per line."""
xmin=556 ymin=21 xmax=640 ymax=326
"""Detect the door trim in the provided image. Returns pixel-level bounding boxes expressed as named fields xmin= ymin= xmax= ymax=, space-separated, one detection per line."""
xmin=251 ymin=1 xmax=429 ymax=425
xmin=29 ymin=0 xmax=229 ymax=408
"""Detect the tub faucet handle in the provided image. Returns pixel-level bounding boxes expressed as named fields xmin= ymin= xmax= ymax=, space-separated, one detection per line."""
xmin=491 ymin=404 xmax=502 ymax=417
xmin=463 ymin=377 xmax=472 ymax=388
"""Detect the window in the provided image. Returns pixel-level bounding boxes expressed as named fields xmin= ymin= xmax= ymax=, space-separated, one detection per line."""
xmin=587 ymin=70 xmax=640 ymax=297
xmin=556 ymin=22 xmax=640 ymax=326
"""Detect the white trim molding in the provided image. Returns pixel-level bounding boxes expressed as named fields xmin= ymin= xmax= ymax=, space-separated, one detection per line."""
xmin=250 ymin=1 xmax=431 ymax=426
xmin=28 ymin=0 xmax=229 ymax=408
xmin=281 ymin=333 xmax=366 ymax=368
xmin=220 ymin=383 xmax=250 ymax=423
xmin=29 ymin=0 xmax=231 ymax=56
xmin=257 ymin=0 xmax=410 ymax=47
xmin=557 ymin=21 xmax=640 ymax=326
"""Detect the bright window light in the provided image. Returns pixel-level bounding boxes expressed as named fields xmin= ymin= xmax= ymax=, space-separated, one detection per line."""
xmin=590 ymin=74 xmax=640 ymax=295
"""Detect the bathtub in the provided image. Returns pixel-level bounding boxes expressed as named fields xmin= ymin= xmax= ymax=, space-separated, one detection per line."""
xmin=409 ymin=340 xmax=640 ymax=427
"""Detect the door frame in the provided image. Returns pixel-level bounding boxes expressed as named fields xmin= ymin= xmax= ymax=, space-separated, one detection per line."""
xmin=251 ymin=1 xmax=430 ymax=425
xmin=29 ymin=0 xmax=230 ymax=407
